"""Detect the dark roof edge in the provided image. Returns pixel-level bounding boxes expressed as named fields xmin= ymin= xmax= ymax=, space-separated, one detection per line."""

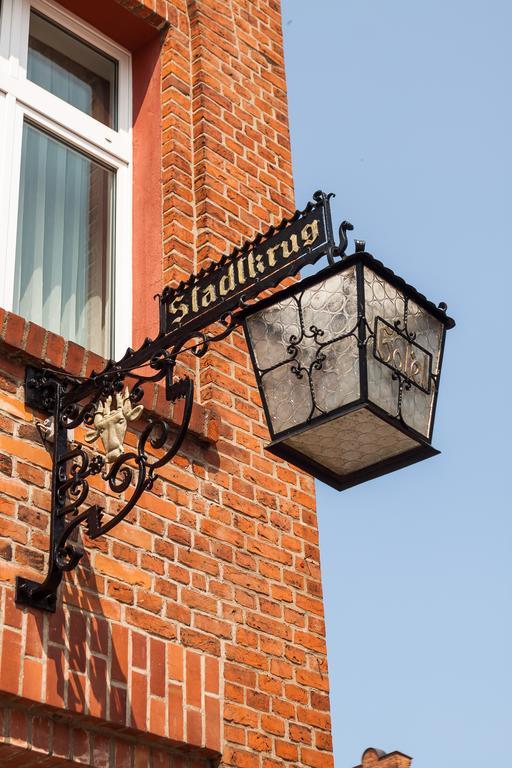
xmin=343 ymin=251 xmax=455 ymax=329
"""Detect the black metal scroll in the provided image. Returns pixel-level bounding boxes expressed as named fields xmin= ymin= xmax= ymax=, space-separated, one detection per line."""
xmin=16 ymin=360 xmax=194 ymax=612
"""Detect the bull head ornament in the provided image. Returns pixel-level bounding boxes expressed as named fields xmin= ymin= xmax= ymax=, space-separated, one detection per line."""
xmin=84 ymin=388 xmax=144 ymax=463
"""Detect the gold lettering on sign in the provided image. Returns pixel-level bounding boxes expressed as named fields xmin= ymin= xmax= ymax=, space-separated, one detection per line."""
xmin=281 ymin=234 xmax=300 ymax=259
xmin=408 ymin=351 xmax=421 ymax=382
xmin=247 ymin=252 xmax=265 ymax=277
xmin=247 ymin=252 xmax=258 ymax=279
xmin=219 ymin=263 xmax=236 ymax=296
xmin=266 ymin=244 xmax=280 ymax=266
xmin=201 ymin=284 xmax=217 ymax=307
xmin=254 ymin=252 xmax=266 ymax=274
xmin=301 ymin=219 xmax=320 ymax=247
xmin=168 ymin=294 xmax=189 ymax=323
xmin=166 ymin=211 xmax=328 ymax=330
xmin=375 ymin=319 xmax=430 ymax=393
xmin=237 ymin=256 xmax=247 ymax=284
xmin=191 ymin=285 xmax=200 ymax=313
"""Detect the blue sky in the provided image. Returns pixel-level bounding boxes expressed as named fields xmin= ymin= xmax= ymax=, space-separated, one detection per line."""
xmin=281 ymin=2 xmax=511 ymax=766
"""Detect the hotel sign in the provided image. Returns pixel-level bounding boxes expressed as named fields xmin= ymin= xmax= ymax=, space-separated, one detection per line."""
xmin=160 ymin=191 xmax=335 ymax=336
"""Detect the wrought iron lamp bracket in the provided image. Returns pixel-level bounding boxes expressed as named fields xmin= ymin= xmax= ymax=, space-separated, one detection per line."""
xmin=13 ymin=190 xmax=358 ymax=611
xmin=15 ymin=326 xmax=227 ymax=612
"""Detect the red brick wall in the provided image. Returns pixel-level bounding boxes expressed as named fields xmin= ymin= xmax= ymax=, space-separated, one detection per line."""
xmin=354 ymin=749 xmax=413 ymax=768
xmin=0 ymin=1 xmax=334 ymax=767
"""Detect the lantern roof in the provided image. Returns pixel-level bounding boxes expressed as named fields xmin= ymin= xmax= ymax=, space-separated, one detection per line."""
xmin=242 ymin=251 xmax=456 ymax=331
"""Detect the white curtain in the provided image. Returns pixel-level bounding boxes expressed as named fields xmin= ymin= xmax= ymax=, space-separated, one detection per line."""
xmin=13 ymin=123 xmax=112 ymax=356
xmin=28 ymin=40 xmax=91 ymax=117
xmin=27 ymin=11 xmax=115 ymax=128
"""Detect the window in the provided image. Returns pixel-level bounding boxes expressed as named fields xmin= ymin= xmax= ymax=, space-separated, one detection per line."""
xmin=0 ymin=0 xmax=132 ymax=358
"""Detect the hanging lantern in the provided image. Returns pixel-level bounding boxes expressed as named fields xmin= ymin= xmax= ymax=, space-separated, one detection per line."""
xmin=243 ymin=248 xmax=455 ymax=491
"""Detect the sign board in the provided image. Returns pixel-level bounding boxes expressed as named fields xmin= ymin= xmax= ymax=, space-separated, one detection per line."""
xmin=160 ymin=191 xmax=335 ymax=337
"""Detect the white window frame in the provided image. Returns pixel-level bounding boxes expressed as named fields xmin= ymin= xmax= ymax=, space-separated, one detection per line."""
xmin=0 ymin=0 xmax=132 ymax=358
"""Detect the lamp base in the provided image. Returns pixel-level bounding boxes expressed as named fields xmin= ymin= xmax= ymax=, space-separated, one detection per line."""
xmin=267 ymin=405 xmax=439 ymax=492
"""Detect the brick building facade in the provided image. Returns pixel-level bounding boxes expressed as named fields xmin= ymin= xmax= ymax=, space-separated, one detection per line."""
xmin=0 ymin=1 xmax=335 ymax=766
xmin=354 ymin=749 xmax=412 ymax=768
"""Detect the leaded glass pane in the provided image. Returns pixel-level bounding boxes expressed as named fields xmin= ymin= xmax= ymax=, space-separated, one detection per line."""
xmin=259 ymin=362 xmax=312 ymax=434
xmin=399 ymin=298 xmax=443 ymax=435
xmin=364 ymin=267 xmax=443 ymax=438
xmin=311 ymin=335 xmax=359 ymax=413
xmin=246 ymin=296 xmax=300 ymax=371
xmin=364 ymin=267 xmax=405 ymax=417
xmin=246 ymin=267 xmax=360 ymax=436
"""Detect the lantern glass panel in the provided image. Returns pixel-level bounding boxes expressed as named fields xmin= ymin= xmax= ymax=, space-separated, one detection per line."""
xmin=245 ymin=266 xmax=360 ymax=437
xmin=258 ymin=361 xmax=312 ymax=434
xmin=364 ymin=267 xmax=444 ymax=438
xmin=282 ymin=407 xmax=421 ymax=476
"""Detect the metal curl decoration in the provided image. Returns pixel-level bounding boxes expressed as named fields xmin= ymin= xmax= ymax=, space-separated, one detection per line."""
xmin=104 ymin=453 xmax=136 ymax=494
xmin=60 ymin=399 xmax=95 ymax=430
xmin=144 ymin=419 xmax=169 ymax=451
xmin=189 ymin=312 xmax=240 ymax=360
xmin=18 ymin=340 xmax=200 ymax=611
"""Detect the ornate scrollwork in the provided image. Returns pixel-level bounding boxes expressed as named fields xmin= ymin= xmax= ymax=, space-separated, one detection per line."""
xmin=56 ymin=445 xmax=104 ymax=516
xmin=17 ymin=331 xmax=206 ymax=611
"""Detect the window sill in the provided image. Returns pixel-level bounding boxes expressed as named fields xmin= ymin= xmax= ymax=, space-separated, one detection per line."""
xmin=0 ymin=307 xmax=219 ymax=445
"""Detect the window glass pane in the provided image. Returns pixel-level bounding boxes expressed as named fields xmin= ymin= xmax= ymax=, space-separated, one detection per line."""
xmin=13 ymin=122 xmax=115 ymax=357
xmin=28 ymin=11 xmax=117 ymax=128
